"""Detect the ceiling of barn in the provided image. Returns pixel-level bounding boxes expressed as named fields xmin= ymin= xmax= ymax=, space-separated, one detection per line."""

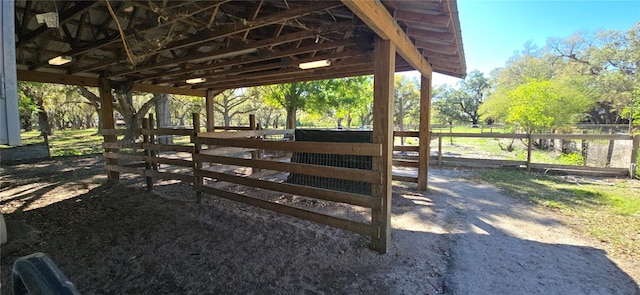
xmin=14 ymin=0 xmax=466 ymax=93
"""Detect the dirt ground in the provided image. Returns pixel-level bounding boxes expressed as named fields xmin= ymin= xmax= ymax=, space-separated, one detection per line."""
xmin=1 ymin=155 xmax=638 ymax=294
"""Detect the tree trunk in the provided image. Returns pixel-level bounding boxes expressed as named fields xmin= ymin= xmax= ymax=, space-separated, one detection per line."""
xmin=36 ymin=97 xmax=53 ymax=136
xmin=155 ymin=93 xmax=172 ymax=144
xmin=286 ymin=108 xmax=296 ymax=129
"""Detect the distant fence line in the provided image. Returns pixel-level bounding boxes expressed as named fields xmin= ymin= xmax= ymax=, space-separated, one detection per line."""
xmin=393 ymin=131 xmax=639 ymax=178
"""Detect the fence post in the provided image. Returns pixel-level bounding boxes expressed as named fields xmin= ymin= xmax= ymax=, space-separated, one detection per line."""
xmin=148 ymin=114 xmax=158 ymax=172
xmin=527 ymin=133 xmax=533 ymax=171
xmin=437 ymin=135 xmax=442 ymax=166
xmin=193 ymin=113 xmax=203 ymax=202
xmin=630 ymin=135 xmax=639 ymax=178
xmin=142 ymin=118 xmax=153 ymax=191
xmin=250 ymin=114 xmax=261 ymax=173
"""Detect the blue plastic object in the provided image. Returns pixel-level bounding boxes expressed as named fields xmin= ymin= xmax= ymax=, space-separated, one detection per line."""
xmin=12 ymin=252 xmax=80 ymax=295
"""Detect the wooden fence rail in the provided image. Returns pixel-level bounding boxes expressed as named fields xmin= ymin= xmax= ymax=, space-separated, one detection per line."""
xmin=392 ymin=131 xmax=638 ymax=177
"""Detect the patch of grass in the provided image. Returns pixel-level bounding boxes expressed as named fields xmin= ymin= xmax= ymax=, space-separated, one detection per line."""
xmin=472 ymin=168 xmax=640 ymax=258
xmin=47 ymin=129 xmax=104 ymax=157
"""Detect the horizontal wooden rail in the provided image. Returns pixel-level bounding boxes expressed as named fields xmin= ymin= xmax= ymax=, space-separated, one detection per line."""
xmin=142 ymin=143 xmax=193 ymax=153
xmin=195 ymin=184 xmax=380 ymax=238
xmin=141 ymin=128 xmax=194 ymax=136
xmin=430 ymin=132 xmax=526 ymax=139
xmin=194 ymin=154 xmax=381 ymax=184
xmin=196 ymin=170 xmax=381 ymax=209
xmin=214 ymin=126 xmax=253 ymax=131
xmin=531 ymin=134 xmax=632 ymax=141
xmin=393 ymin=145 xmax=419 ymax=152
xmin=529 ymin=163 xmax=629 ymax=174
xmin=193 ymin=137 xmax=382 ymax=156
xmin=393 ymin=131 xmax=419 ymax=137
xmin=198 ymin=129 xmax=294 ymax=139
xmin=146 ymin=157 xmax=193 ymax=167
xmin=102 ymin=142 xmax=143 ymax=149
xmin=103 ymin=152 xmax=145 ymax=161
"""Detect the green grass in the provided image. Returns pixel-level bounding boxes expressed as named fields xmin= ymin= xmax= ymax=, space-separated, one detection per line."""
xmin=472 ymin=168 xmax=640 ymax=258
xmin=1 ymin=128 xmax=104 ymax=157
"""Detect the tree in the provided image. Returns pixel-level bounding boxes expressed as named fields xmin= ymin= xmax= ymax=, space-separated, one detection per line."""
xmin=306 ymin=76 xmax=373 ymax=128
xmin=503 ymin=80 xmax=592 ymax=134
xmin=212 ymin=89 xmax=258 ymax=126
xmin=18 ymin=82 xmax=54 ymax=136
xmin=433 ymin=85 xmax=460 ymax=127
xmin=394 ymin=75 xmax=420 ymax=132
xmin=114 ymin=91 xmax=157 ymax=143
xmin=455 ymin=70 xmax=489 ymax=126
xmin=262 ymin=82 xmax=317 ymax=129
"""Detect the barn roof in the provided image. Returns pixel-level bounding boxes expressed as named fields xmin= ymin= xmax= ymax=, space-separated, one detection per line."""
xmin=14 ymin=0 xmax=466 ymax=96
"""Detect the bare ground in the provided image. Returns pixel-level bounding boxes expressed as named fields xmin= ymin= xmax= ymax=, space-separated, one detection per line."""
xmin=1 ymin=156 xmax=638 ymax=294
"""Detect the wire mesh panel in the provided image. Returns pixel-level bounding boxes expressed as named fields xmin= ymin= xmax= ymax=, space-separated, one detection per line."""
xmin=286 ymin=130 xmax=373 ymax=195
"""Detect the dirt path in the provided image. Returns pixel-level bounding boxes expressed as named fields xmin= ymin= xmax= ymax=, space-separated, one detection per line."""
xmin=427 ymin=169 xmax=639 ymax=294
xmin=1 ymin=157 xmax=638 ymax=294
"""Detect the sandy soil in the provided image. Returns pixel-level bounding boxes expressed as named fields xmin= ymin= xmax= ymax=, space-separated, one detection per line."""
xmin=1 ymin=156 xmax=638 ymax=294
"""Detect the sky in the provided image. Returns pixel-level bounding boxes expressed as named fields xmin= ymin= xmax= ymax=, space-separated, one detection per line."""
xmin=424 ymin=0 xmax=640 ymax=87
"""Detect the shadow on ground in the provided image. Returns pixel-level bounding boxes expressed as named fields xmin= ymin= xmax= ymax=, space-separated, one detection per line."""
xmin=0 ymin=166 xmax=637 ymax=294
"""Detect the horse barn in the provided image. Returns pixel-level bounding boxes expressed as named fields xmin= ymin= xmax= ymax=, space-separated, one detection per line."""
xmin=6 ymin=0 xmax=466 ymax=255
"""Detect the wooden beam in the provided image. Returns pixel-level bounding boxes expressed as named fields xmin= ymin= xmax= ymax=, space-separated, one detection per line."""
xmin=370 ymin=37 xmax=395 ymax=253
xmin=17 ymin=1 xmax=98 ymax=47
xmin=16 ymin=70 xmax=206 ymax=97
xmin=99 ymin=79 xmax=119 ymax=182
xmin=394 ymin=10 xmax=450 ymax=27
xmin=417 ymin=76 xmax=432 ymax=191
xmin=341 ymin=0 xmax=432 ymax=78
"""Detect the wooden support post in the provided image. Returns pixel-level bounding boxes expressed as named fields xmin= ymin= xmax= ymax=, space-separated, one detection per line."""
xmin=527 ymin=133 xmax=533 ymax=171
xmin=438 ymin=135 xmax=442 ymax=166
xmin=371 ymin=38 xmax=395 ymax=253
xmin=250 ymin=114 xmax=260 ymax=173
xmin=630 ymin=135 xmax=639 ymax=178
xmin=206 ymin=90 xmax=216 ymax=132
xmin=142 ymin=118 xmax=153 ymax=191
xmin=99 ymin=78 xmax=119 ymax=182
xmin=417 ymin=76 xmax=432 ymax=191
xmin=193 ymin=113 xmax=203 ymax=202
xmin=148 ymin=114 xmax=158 ymax=172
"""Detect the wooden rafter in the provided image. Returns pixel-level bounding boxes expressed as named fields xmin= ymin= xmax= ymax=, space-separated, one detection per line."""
xmin=341 ymin=0 xmax=433 ymax=77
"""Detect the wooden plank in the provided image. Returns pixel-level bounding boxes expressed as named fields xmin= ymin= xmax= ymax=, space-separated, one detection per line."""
xmin=393 ymin=159 xmax=419 ymax=168
xmin=341 ymin=0 xmax=433 ymax=78
xmin=193 ymin=154 xmax=381 ymax=184
xmin=394 ymin=146 xmax=419 ymax=152
xmin=192 ymin=137 xmax=382 ymax=156
xmin=431 ymin=132 xmax=527 ymax=139
xmin=145 ymin=170 xmax=194 ymax=183
xmin=105 ymin=164 xmax=144 ymax=175
xmin=529 ymin=163 xmax=629 ymax=174
xmin=197 ymin=129 xmax=295 ymax=138
xmin=195 ymin=184 xmax=380 ymax=238
xmin=196 ymin=170 xmax=381 ymax=209
xmin=434 ymin=157 xmax=527 ymax=168
xmin=145 ymin=156 xmax=193 ymax=167
xmin=103 ymin=152 xmax=146 ymax=161
xmin=214 ymin=126 xmax=254 ymax=131
xmin=370 ymin=37 xmax=395 ymax=253
xmin=141 ymin=128 xmax=194 ymax=136
xmin=418 ymin=75 xmax=432 ymax=190
xmin=393 ymin=131 xmax=419 ymax=137
xmin=100 ymin=129 xmax=127 ymax=136
xmin=392 ymin=174 xmax=418 ymax=183
xmin=142 ymin=143 xmax=193 ymax=153
xmin=630 ymin=135 xmax=639 ymax=177
xmin=206 ymin=90 xmax=217 ymax=132
xmin=102 ymin=142 xmax=144 ymax=149
xmin=532 ymin=134 xmax=633 ymax=141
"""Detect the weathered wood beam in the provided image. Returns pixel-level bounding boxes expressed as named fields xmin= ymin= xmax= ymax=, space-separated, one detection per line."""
xmin=394 ymin=10 xmax=450 ymax=27
xmin=99 ymin=78 xmax=119 ymax=182
xmin=17 ymin=1 xmax=98 ymax=47
xmin=371 ymin=37 xmax=395 ymax=253
xmin=142 ymin=36 xmax=358 ymax=83
xmin=104 ymin=20 xmax=359 ymax=77
xmin=417 ymin=75 xmax=432 ymax=191
xmin=153 ymin=2 xmax=342 ymax=56
xmin=16 ymin=70 xmax=206 ymax=97
xmin=341 ymin=0 xmax=432 ymax=78
xmin=415 ymin=41 xmax=458 ymax=55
